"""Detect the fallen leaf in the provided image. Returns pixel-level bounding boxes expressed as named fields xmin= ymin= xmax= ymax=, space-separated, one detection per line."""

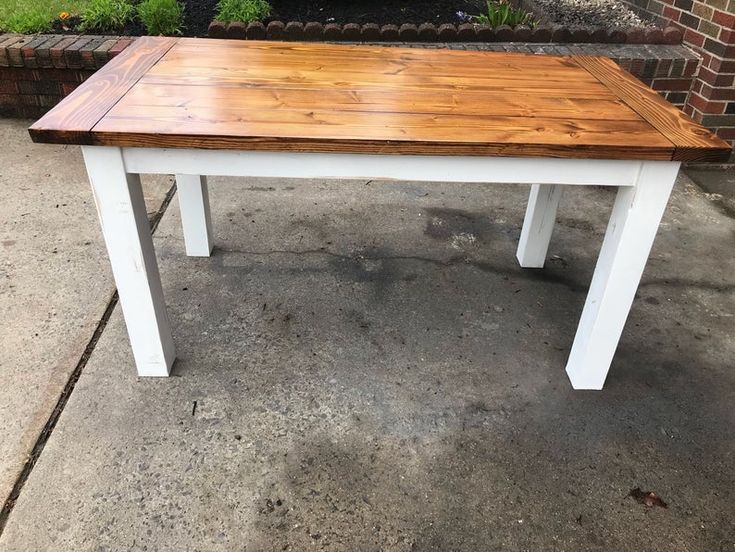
xmin=629 ymin=488 xmax=668 ymax=508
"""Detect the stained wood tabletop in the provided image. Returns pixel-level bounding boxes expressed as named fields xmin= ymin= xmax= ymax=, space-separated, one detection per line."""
xmin=29 ymin=37 xmax=731 ymax=162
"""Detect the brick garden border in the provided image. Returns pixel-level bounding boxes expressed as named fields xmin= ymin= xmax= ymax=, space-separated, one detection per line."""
xmin=0 ymin=34 xmax=134 ymax=118
xmin=206 ymin=20 xmax=685 ymax=44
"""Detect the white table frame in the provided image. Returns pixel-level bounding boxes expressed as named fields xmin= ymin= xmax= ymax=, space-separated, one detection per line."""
xmin=81 ymin=145 xmax=680 ymax=390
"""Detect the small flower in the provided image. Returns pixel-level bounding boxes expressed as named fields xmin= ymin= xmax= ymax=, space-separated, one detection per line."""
xmin=456 ymin=10 xmax=472 ymax=22
xmin=59 ymin=11 xmax=71 ymax=20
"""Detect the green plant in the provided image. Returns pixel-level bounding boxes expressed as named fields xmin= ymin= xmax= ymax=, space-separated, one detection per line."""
xmin=79 ymin=0 xmax=133 ymax=31
xmin=473 ymin=0 xmax=533 ymax=27
xmin=0 ymin=0 xmax=90 ymax=33
xmin=2 ymin=7 xmax=54 ymax=32
xmin=215 ymin=0 xmax=271 ymax=23
xmin=137 ymin=0 xmax=184 ymax=35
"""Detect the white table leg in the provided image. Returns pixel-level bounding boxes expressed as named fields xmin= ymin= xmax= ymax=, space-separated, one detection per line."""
xmin=566 ymin=161 xmax=680 ymax=390
xmin=176 ymin=174 xmax=213 ymax=257
xmin=517 ymin=184 xmax=563 ymax=268
xmin=82 ymin=146 xmax=175 ymax=377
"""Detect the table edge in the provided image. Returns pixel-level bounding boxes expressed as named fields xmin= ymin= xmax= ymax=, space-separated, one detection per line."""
xmin=28 ymin=36 xmax=178 ymax=145
xmin=573 ymin=55 xmax=732 ymax=163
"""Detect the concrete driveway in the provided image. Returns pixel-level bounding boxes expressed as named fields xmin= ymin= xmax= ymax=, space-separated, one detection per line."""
xmin=0 ymin=118 xmax=733 ymax=550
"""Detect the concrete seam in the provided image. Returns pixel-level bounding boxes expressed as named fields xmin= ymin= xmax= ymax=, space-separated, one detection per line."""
xmin=0 ymin=180 xmax=177 ymax=537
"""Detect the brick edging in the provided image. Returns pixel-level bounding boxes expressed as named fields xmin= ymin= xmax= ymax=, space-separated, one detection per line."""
xmin=0 ymin=34 xmax=134 ymax=70
xmin=207 ymin=20 xmax=684 ymax=45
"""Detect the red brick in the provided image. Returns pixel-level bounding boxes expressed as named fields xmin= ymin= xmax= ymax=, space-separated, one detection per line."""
xmin=0 ymin=67 xmax=38 ymax=81
xmin=691 ymin=109 xmax=705 ymax=123
xmin=17 ymin=94 xmax=39 ymax=106
xmin=19 ymin=36 xmax=51 ymax=69
xmin=684 ymin=28 xmax=706 ymax=47
xmin=684 ymin=58 xmax=700 ymax=77
xmin=17 ymin=80 xmax=61 ymax=95
xmin=663 ymin=5 xmax=681 ymax=19
xmin=0 ymin=66 xmax=93 ymax=83
xmin=79 ymin=36 xmax=110 ymax=69
xmin=0 ymin=80 xmax=18 ymax=94
xmin=92 ymin=37 xmax=118 ymax=66
xmin=653 ymin=77 xmax=695 ymax=91
xmin=6 ymin=36 xmax=35 ymax=67
xmin=706 ymin=87 xmax=735 ymax=101
xmin=109 ymin=39 xmax=133 ymax=58
xmin=717 ymin=128 xmax=735 ymax=140
xmin=0 ymin=35 xmax=24 ymax=67
xmin=630 ymin=59 xmax=645 ymax=74
xmin=688 ymin=91 xmax=727 ymax=112
xmin=719 ymin=28 xmax=735 ymax=43
xmin=34 ymin=36 xmax=68 ymax=69
xmin=698 ymin=66 xmax=735 ymax=86
xmin=717 ymin=60 xmax=735 ymax=72
xmin=656 ymin=58 xmax=673 ymax=76
xmin=700 ymin=52 xmax=714 ymax=68
xmin=61 ymin=83 xmax=79 ymax=95
xmin=0 ymin=92 xmax=20 ymax=106
xmin=63 ymin=37 xmax=93 ymax=69
xmin=712 ymin=9 xmax=735 ymax=27
xmin=50 ymin=37 xmax=79 ymax=69
xmin=37 ymin=94 xmax=60 ymax=108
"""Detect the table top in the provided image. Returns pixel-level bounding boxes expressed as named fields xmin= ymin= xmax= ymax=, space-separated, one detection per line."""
xmin=29 ymin=37 xmax=731 ymax=162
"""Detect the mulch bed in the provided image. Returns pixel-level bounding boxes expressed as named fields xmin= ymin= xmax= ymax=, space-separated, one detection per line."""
xmin=56 ymin=0 xmax=487 ymax=37
xmin=47 ymin=0 xmax=673 ymax=43
xmin=191 ymin=0 xmax=490 ymax=36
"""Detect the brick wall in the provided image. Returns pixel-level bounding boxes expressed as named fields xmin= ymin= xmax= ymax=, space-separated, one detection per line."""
xmin=0 ymin=34 xmax=132 ymax=119
xmin=622 ymin=0 xmax=735 ymax=160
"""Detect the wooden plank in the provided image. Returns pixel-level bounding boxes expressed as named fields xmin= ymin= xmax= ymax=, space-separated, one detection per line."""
xmin=574 ymin=56 xmax=732 ymax=162
xmin=147 ymin=64 xmax=604 ymax=89
xmin=122 ymin=83 xmax=641 ymax=120
xmin=139 ymin=73 xmax=618 ymax=97
xmin=161 ymin=43 xmax=599 ymax=81
xmin=173 ymin=38 xmax=583 ymax=69
xmin=92 ymin=100 xmax=674 ymax=159
xmin=28 ymin=36 xmax=178 ymax=145
xmin=95 ymin=104 xmax=671 ymax=147
xmin=86 ymin=131 xmax=674 ymax=160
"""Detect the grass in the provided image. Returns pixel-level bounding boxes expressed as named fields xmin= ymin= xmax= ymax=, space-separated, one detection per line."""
xmin=0 ymin=0 xmax=90 ymax=33
xmin=473 ymin=0 xmax=533 ymax=27
xmin=137 ymin=0 xmax=183 ymax=34
xmin=215 ymin=0 xmax=271 ymax=24
xmin=79 ymin=0 xmax=134 ymax=32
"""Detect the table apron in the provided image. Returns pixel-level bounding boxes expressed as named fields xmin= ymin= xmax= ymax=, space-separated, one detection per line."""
xmin=120 ymin=148 xmax=654 ymax=187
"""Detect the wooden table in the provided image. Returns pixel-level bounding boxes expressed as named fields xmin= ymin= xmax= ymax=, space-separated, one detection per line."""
xmin=29 ymin=37 xmax=731 ymax=389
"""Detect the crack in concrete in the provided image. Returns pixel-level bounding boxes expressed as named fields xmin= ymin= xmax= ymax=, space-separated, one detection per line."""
xmin=0 ymin=182 xmax=178 ymax=537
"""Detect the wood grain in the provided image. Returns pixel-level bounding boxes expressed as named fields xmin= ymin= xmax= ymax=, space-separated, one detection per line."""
xmin=28 ymin=38 xmax=730 ymax=162
xmin=574 ymin=56 xmax=732 ymax=162
xmin=28 ymin=36 xmax=177 ymax=145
